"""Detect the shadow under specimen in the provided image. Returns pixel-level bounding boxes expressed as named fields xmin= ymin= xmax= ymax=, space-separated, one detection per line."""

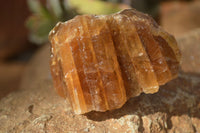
xmin=85 ymin=71 xmax=200 ymax=130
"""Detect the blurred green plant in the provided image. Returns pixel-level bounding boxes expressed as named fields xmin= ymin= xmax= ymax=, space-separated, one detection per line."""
xmin=68 ymin=0 xmax=129 ymax=15
xmin=26 ymin=0 xmax=78 ymax=44
xmin=26 ymin=0 xmax=129 ymax=45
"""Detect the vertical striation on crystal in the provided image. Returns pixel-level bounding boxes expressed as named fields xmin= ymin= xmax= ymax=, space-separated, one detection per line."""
xmin=49 ymin=9 xmax=181 ymax=114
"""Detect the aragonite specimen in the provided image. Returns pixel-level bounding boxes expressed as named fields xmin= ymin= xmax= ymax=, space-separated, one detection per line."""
xmin=49 ymin=9 xmax=181 ymax=114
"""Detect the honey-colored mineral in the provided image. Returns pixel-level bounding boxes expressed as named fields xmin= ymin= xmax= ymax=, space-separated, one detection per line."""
xmin=49 ymin=9 xmax=181 ymax=114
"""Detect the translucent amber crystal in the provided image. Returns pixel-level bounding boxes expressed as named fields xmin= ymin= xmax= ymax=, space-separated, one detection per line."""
xmin=49 ymin=9 xmax=181 ymax=114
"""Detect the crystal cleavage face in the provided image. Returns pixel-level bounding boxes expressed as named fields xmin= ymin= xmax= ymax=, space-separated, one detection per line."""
xmin=49 ymin=9 xmax=181 ymax=114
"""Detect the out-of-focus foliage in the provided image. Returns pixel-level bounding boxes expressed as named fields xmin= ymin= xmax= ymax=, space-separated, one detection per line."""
xmin=68 ymin=0 xmax=130 ymax=15
xmin=26 ymin=0 xmax=78 ymax=44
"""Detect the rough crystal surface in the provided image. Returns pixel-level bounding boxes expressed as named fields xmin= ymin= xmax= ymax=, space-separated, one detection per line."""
xmin=49 ymin=9 xmax=181 ymax=114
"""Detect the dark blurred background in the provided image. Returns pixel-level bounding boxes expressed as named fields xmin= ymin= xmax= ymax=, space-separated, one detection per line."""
xmin=0 ymin=0 xmax=200 ymax=99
